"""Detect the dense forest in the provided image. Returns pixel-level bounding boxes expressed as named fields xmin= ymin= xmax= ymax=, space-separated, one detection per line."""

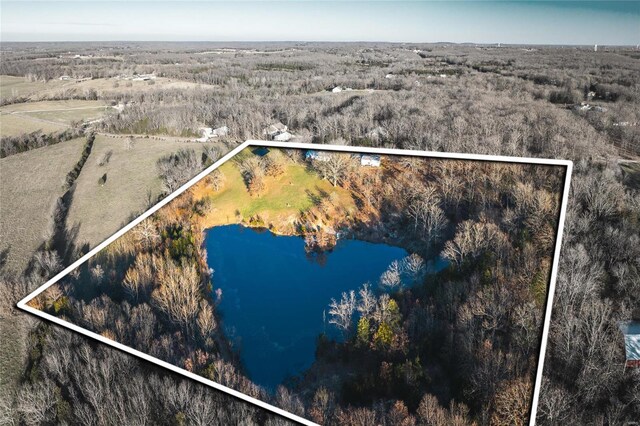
xmin=1 ymin=42 xmax=639 ymax=425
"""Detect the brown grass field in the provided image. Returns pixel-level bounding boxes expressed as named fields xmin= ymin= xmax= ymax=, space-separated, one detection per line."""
xmin=0 ymin=138 xmax=87 ymax=275
xmin=0 ymin=75 xmax=68 ymax=100
xmin=1 ymin=75 xmax=214 ymax=102
xmin=0 ymin=100 xmax=108 ymax=137
xmin=65 ymin=135 xmax=220 ymax=248
xmin=0 ymin=112 xmax=66 ymax=137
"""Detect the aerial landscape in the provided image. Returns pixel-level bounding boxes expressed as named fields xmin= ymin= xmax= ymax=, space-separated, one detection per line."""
xmin=1 ymin=1 xmax=639 ymax=425
xmin=25 ymin=142 xmax=568 ymax=424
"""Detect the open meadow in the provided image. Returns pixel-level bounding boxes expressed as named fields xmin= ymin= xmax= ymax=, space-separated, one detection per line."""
xmin=195 ymin=149 xmax=355 ymax=228
xmin=0 ymin=99 xmax=108 ymax=136
xmin=0 ymin=75 xmax=68 ymax=101
xmin=65 ymin=135 xmax=221 ymax=248
xmin=0 ymin=137 xmax=87 ymax=274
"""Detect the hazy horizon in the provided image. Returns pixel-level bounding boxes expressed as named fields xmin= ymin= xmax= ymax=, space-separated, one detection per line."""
xmin=2 ymin=1 xmax=638 ymax=45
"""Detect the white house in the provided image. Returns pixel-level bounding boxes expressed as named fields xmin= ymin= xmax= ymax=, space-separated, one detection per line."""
xmin=196 ymin=127 xmax=213 ymax=142
xmin=211 ymin=126 xmax=229 ymax=137
xmin=360 ymin=154 xmax=381 ymax=167
xmin=263 ymin=122 xmax=288 ymax=139
xmin=273 ymin=131 xmax=292 ymax=142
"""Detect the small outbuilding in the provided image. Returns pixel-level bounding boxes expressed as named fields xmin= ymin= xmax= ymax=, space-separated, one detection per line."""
xmin=619 ymin=321 xmax=640 ymax=368
xmin=360 ymin=154 xmax=381 ymax=167
xmin=305 ymin=150 xmax=331 ymax=162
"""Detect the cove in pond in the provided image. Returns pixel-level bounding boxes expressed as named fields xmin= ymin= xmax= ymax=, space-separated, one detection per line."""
xmin=203 ymin=225 xmax=408 ymax=392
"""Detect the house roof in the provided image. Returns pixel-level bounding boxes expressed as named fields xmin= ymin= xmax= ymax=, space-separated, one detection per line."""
xmin=620 ymin=321 xmax=640 ymax=361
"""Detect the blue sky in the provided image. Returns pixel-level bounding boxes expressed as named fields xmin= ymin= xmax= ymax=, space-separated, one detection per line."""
xmin=1 ymin=1 xmax=638 ymax=44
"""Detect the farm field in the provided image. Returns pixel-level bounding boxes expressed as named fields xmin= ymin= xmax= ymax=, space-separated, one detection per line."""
xmin=0 ymin=137 xmax=87 ymax=274
xmin=65 ymin=135 xmax=220 ymax=248
xmin=0 ymin=112 xmax=66 ymax=137
xmin=0 ymin=99 xmax=109 ymax=137
xmin=0 ymin=75 xmax=68 ymax=100
xmin=32 ymin=76 xmax=216 ymax=99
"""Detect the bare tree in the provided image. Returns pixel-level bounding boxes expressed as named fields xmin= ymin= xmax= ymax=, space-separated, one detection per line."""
xmin=357 ymin=282 xmax=376 ymax=318
xmin=313 ymin=152 xmax=355 ymax=187
xmin=328 ymin=290 xmax=356 ymax=335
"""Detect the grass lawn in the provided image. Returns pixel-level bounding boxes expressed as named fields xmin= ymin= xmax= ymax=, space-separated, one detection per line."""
xmin=0 ymin=138 xmax=88 ymax=274
xmin=66 ymin=135 xmax=220 ymax=249
xmin=196 ymin=148 xmax=355 ymax=229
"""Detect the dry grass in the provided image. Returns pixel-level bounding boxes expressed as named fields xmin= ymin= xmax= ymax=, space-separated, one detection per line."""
xmin=33 ymin=77 xmax=215 ymax=99
xmin=0 ymin=100 xmax=108 ymax=137
xmin=0 ymin=138 xmax=87 ymax=274
xmin=0 ymin=75 xmax=68 ymax=100
xmin=65 ymin=135 xmax=220 ymax=248
xmin=0 ymin=112 xmax=66 ymax=137
xmin=1 ymin=75 xmax=214 ymax=103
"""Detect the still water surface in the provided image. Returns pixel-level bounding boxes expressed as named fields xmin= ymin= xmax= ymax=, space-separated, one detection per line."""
xmin=203 ymin=224 xmax=408 ymax=391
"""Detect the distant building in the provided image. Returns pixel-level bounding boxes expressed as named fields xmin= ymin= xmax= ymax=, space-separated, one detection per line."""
xmin=132 ymin=73 xmax=156 ymax=81
xmin=620 ymin=321 xmax=640 ymax=368
xmin=211 ymin=126 xmax=229 ymax=137
xmin=273 ymin=131 xmax=292 ymax=142
xmin=196 ymin=127 xmax=213 ymax=142
xmin=360 ymin=154 xmax=381 ymax=167
xmin=263 ymin=122 xmax=288 ymax=139
xmin=196 ymin=125 xmax=229 ymax=142
xmin=305 ymin=150 xmax=331 ymax=162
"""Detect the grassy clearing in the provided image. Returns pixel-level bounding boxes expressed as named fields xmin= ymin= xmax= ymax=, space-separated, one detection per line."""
xmin=66 ymin=135 xmax=219 ymax=248
xmin=619 ymin=161 xmax=640 ymax=190
xmin=196 ymin=148 xmax=355 ymax=228
xmin=0 ymin=112 xmax=66 ymax=137
xmin=0 ymin=100 xmax=108 ymax=137
xmin=0 ymin=138 xmax=87 ymax=274
xmin=33 ymin=77 xmax=215 ymax=99
xmin=0 ymin=75 xmax=214 ymax=103
xmin=0 ymin=75 xmax=67 ymax=100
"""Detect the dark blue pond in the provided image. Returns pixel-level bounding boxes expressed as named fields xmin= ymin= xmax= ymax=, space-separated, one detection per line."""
xmin=203 ymin=225 xmax=407 ymax=391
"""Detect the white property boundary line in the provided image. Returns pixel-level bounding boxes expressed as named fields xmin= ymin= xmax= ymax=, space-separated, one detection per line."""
xmin=17 ymin=140 xmax=573 ymax=426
